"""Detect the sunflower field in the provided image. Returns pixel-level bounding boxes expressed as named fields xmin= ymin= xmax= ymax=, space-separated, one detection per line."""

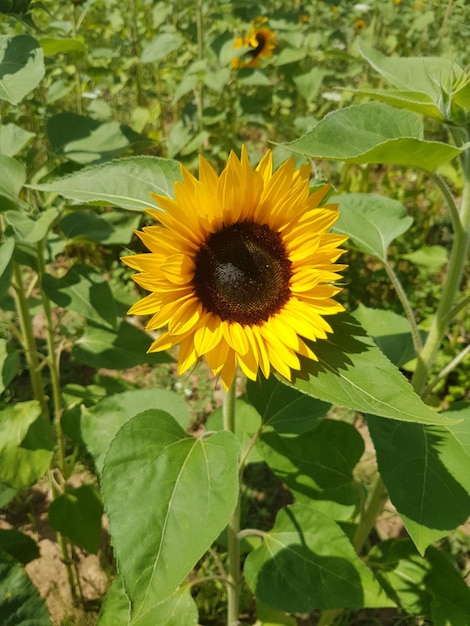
xmin=1 ymin=0 xmax=470 ymax=625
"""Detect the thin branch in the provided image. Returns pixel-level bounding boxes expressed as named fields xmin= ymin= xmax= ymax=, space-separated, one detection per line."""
xmin=422 ymin=343 xmax=470 ymax=399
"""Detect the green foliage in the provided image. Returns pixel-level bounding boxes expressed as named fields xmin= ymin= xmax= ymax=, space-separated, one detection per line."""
xmin=0 ymin=1 xmax=469 ymax=625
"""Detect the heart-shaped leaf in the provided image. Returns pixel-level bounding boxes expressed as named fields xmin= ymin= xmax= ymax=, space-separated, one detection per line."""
xmin=244 ymin=503 xmax=394 ymax=612
xmin=102 ymin=409 xmax=239 ymax=619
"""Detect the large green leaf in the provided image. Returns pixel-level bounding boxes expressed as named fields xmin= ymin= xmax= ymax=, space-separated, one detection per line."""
xmin=46 ymin=113 xmax=149 ymax=164
xmin=367 ymin=539 xmax=432 ymax=615
xmin=102 ymin=410 xmax=239 ymax=619
xmin=81 ymin=389 xmax=191 ymax=474
xmin=368 ymin=539 xmax=470 ymax=625
xmin=347 ymin=88 xmax=443 ymax=120
xmin=0 ymin=35 xmax=45 ymax=105
xmin=358 ymin=41 xmax=461 ymax=102
xmin=367 ymin=408 xmax=470 ymax=553
xmin=352 ymin=305 xmax=421 ymax=367
xmin=427 ymin=546 xmax=470 ymax=626
xmin=72 ymin=319 xmax=174 ymax=370
xmin=97 ymin=576 xmax=199 ymax=626
xmin=0 ymin=155 xmax=26 ymax=210
xmin=42 ymin=264 xmax=118 ymax=329
xmin=332 ymin=193 xmax=413 ymax=261
xmin=244 ymin=502 xmax=394 ymax=612
xmin=48 ymin=485 xmax=103 ymax=554
xmin=0 ymin=553 xmax=51 ymax=625
xmin=30 ymin=156 xmax=182 ymax=211
xmin=0 ymin=401 xmax=53 ymax=491
xmin=282 ymin=102 xmax=464 ymax=171
xmin=59 ymin=209 xmax=141 ymax=245
xmin=291 ymin=313 xmax=453 ymax=425
xmin=257 ymin=419 xmax=363 ymax=520
xmin=246 ymin=375 xmax=330 ymax=435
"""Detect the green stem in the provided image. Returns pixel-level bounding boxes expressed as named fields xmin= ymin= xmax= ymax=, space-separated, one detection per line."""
xmin=384 ymin=261 xmax=422 ymax=354
xmin=223 ymin=383 xmax=241 ymax=626
xmin=430 ymin=172 xmax=461 ymax=234
xmin=412 ymin=177 xmax=470 ymax=395
xmin=36 ymin=242 xmax=67 ymax=477
xmin=36 ymin=243 xmax=79 ymax=603
xmin=12 ymin=263 xmax=47 ymax=413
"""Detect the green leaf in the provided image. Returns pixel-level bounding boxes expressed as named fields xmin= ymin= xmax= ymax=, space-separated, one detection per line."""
xmin=0 ymin=338 xmax=20 ymax=395
xmin=4 ymin=207 xmax=59 ymax=243
xmin=72 ymin=320 xmax=174 ymax=370
xmin=46 ymin=113 xmax=149 ymax=164
xmin=102 ymin=410 xmax=239 ymax=619
xmin=0 ymin=35 xmax=45 ymax=105
xmin=81 ymin=389 xmax=191 ymax=474
xmin=39 ymin=37 xmax=86 ymax=56
xmin=60 ymin=209 xmax=141 ymax=245
xmin=402 ymin=245 xmax=448 ymax=269
xmin=282 ymin=102 xmax=464 ymax=171
xmin=246 ymin=375 xmax=330 ymax=435
xmin=444 ymin=402 xmax=470 ymax=458
xmin=0 ymin=123 xmax=35 ymax=157
xmin=0 ymin=401 xmax=53 ymax=491
xmin=291 ymin=313 xmax=454 ymax=425
xmin=30 ymin=156 xmax=182 ymax=211
xmin=332 ymin=193 xmax=413 ymax=261
xmin=0 ymin=553 xmax=51 ymax=625
xmin=367 ymin=415 xmax=470 ymax=553
xmin=141 ymin=33 xmax=183 ymax=63
xmin=244 ymin=502 xmax=394 ymax=612
xmin=42 ymin=263 xmax=118 ymax=329
xmin=367 ymin=539 xmax=432 ymax=615
xmin=97 ymin=576 xmax=199 ymax=626
xmin=48 ymin=485 xmax=103 ymax=554
xmin=347 ymin=88 xmax=443 ymax=120
xmin=352 ymin=305 xmax=421 ymax=367
xmin=206 ymin=399 xmax=263 ymax=465
xmin=0 ymin=529 xmax=39 ymax=565
xmin=426 ymin=546 xmax=470 ymax=626
xmin=130 ymin=586 xmax=198 ymax=626
xmin=0 ymin=238 xmax=15 ymax=301
xmin=255 ymin=601 xmax=297 ymax=626
xmin=0 ymin=155 xmax=26 ymax=210
xmin=358 ymin=41 xmax=462 ymax=102
xmin=257 ymin=419 xmax=363 ymax=520
xmin=96 ymin=577 xmax=130 ymax=626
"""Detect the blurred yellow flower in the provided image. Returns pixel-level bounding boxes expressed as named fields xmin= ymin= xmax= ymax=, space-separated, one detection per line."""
xmin=354 ymin=19 xmax=366 ymax=34
xmin=231 ymin=24 xmax=277 ymax=69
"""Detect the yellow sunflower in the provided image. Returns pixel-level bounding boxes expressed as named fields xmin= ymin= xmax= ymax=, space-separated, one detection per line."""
xmin=122 ymin=147 xmax=347 ymax=390
xmin=354 ymin=19 xmax=366 ymax=34
xmin=231 ymin=25 xmax=277 ymax=69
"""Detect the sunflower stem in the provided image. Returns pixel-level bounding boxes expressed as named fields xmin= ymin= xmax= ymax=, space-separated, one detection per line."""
xmin=223 ymin=383 xmax=241 ymax=626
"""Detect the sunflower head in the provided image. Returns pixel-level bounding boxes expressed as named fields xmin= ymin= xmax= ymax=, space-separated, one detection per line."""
xmin=122 ymin=147 xmax=347 ymax=390
xmin=231 ymin=24 xmax=277 ymax=69
xmin=354 ymin=19 xmax=366 ymax=34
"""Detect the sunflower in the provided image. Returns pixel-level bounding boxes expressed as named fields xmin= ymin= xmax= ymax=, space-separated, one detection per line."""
xmin=231 ymin=25 xmax=277 ymax=69
xmin=354 ymin=19 xmax=366 ymax=34
xmin=122 ymin=147 xmax=347 ymax=390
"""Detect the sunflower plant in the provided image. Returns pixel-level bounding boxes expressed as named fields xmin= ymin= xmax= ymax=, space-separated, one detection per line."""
xmin=1 ymin=13 xmax=470 ymax=626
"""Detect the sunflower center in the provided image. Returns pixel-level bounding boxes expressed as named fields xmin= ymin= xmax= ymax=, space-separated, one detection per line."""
xmin=193 ymin=221 xmax=291 ymax=325
xmin=249 ymin=33 xmax=266 ymax=57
